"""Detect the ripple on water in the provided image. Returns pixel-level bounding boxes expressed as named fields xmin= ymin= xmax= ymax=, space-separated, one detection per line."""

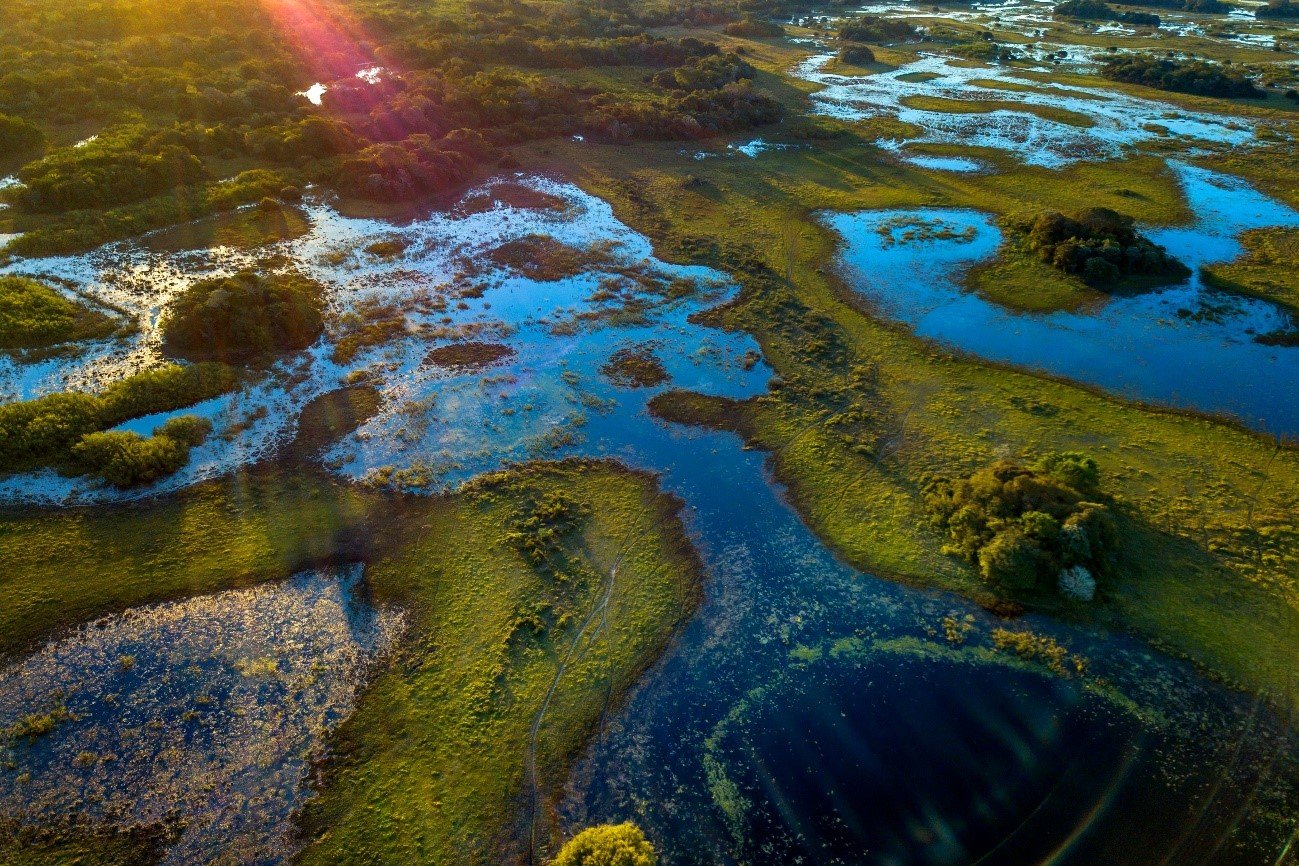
xmin=0 ymin=566 xmax=404 ymax=865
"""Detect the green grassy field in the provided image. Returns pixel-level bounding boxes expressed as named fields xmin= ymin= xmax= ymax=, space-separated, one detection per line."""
xmin=0 ymin=461 xmax=702 ymax=866
xmin=295 ymin=462 xmax=701 ymax=866
xmin=1202 ymin=226 xmax=1299 ymax=317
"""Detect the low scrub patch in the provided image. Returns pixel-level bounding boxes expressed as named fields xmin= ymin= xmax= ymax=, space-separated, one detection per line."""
xmin=162 ymin=271 xmax=324 ymax=366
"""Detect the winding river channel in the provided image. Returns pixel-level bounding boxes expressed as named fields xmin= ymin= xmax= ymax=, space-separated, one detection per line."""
xmin=0 ymin=170 xmax=1295 ymax=864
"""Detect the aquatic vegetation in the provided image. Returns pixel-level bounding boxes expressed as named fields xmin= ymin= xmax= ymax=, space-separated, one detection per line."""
xmin=600 ymin=346 xmax=670 ymax=388
xmin=552 ymin=823 xmax=657 ymax=866
xmin=161 ymin=270 xmax=324 ymax=366
xmin=0 ymin=276 xmax=118 ymax=355
xmin=1016 ymin=207 xmax=1189 ymax=287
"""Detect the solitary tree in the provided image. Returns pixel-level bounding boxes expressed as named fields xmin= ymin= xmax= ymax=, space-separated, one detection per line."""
xmin=552 ymin=823 xmax=657 ymax=866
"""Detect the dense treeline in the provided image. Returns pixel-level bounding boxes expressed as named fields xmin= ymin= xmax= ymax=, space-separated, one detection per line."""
xmin=0 ymin=0 xmax=792 ymax=252
xmin=1118 ymin=0 xmax=1224 ymax=11
xmin=838 ymin=16 xmax=919 ymax=43
xmin=1054 ymin=0 xmax=1161 ymax=26
xmin=1101 ymin=55 xmax=1264 ymax=98
xmin=1257 ymin=0 xmax=1299 ymax=16
xmin=1015 ymin=207 xmax=1189 ymax=287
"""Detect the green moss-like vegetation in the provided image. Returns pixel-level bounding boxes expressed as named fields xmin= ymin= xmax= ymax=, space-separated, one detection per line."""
xmin=0 ymin=276 xmax=119 ymax=354
xmin=0 ymin=362 xmax=237 ymax=475
xmin=161 ymin=271 xmax=323 ymax=366
xmin=0 ymin=824 xmax=165 ymax=866
xmin=0 ymin=471 xmax=376 ymax=659
xmin=292 ymin=462 xmax=701 ymax=865
xmin=1200 ymin=226 xmax=1299 ymax=318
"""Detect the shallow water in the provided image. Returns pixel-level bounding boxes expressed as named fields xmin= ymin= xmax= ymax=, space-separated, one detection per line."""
xmin=0 ymin=175 xmax=1294 ymax=864
xmin=0 ymin=566 xmax=402 ymax=865
xmin=797 ymin=53 xmax=1256 ymax=166
xmin=827 ymin=161 xmax=1299 ymax=435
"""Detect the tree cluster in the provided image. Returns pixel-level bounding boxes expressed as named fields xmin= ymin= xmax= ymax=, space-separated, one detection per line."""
xmin=838 ymin=16 xmax=919 ymax=43
xmin=161 ymin=271 xmax=324 ymax=366
xmin=924 ymin=453 xmax=1117 ymax=598
xmin=1017 ymin=207 xmax=1190 ymax=288
xmin=1055 ymin=0 xmax=1161 ymax=26
xmin=1102 ymin=55 xmax=1264 ymax=99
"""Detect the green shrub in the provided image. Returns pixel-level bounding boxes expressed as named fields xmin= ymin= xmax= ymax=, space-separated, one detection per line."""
xmin=552 ymin=823 xmax=657 ymax=866
xmin=1035 ymin=451 xmax=1101 ymax=496
xmin=723 ymin=17 xmax=786 ymax=37
xmin=924 ymin=454 xmax=1116 ymax=596
xmin=1018 ymin=208 xmax=1189 ymax=288
xmin=0 ymin=392 xmax=105 ymax=469
xmin=838 ymin=45 xmax=876 ymax=66
xmin=0 ymin=113 xmax=44 ymax=157
xmin=0 ymin=364 xmax=235 ymax=473
xmin=71 ymin=414 xmax=211 ymax=487
xmin=154 ymin=414 xmax=213 ymax=447
xmin=978 ymin=528 xmax=1047 ymax=589
xmin=0 ymin=276 xmax=116 ymax=352
xmin=161 ymin=271 xmax=324 ymax=365
xmin=99 ymin=362 xmax=239 ymax=423
xmin=72 ymin=430 xmax=189 ymax=487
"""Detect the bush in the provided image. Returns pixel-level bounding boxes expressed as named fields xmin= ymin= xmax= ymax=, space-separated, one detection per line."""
xmin=0 ymin=112 xmax=44 ymax=156
xmin=838 ymin=45 xmax=876 ymax=66
xmin=154 ymin=413 xmax=213 ymax=447
xmin=0 ymin=363 xmax=235 ymax=472
xmin=723 ymin=17 xmax=786 ymax=37
xmin=1101 ymin=55 xmax=1264 ymax=99
xmin=924 ymin=454 xmax=1117 ymax=596
xmin=162 ymin=271 xmax=324 ymax=365
xmin=70 ymin=413 xmax=211 ymax=488
xmin=552 ymin=823 xmax=657 ymax=866
xmin=1019 ymin=207 xmax=1189 ymax=288
xmin=72 ymin=429 xmax=189 ymax=487
xmin=838 ymin=16 xmax=917 ymax=42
